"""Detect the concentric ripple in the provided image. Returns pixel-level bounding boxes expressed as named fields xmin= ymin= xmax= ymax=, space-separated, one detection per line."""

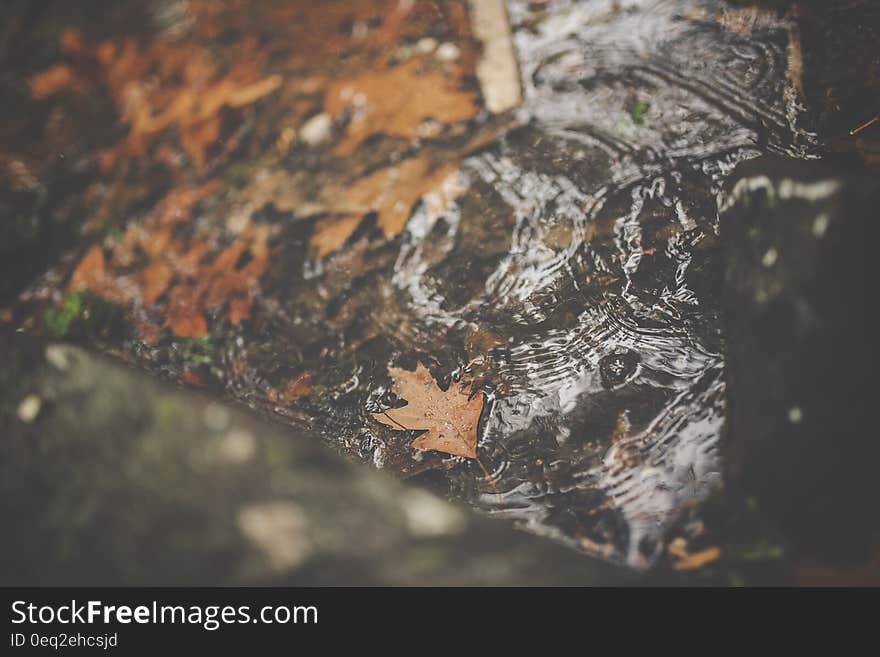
xmin=371 ymin=0 xmax=815 ymax=566
xmin=219 ymin=0 xmax=824 ymax=569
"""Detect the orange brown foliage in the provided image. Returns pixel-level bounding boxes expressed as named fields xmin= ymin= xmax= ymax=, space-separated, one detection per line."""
xmin=371 ymin=363 xmax=483 ymax=459
xmin=308 ymin=157 xmax=459 ymax=256
xmin=326 ymin=56 xmax=479 ymax=156
xmin=27 ymin=64 xmax=75 ymax=99
xmin=308 ymin=215 xmax=364 ymax=258
xmin=97 ymin=36 xmax=282 ymax=172
xmin=271 ymin=0 xmax=416 ymax=60
xmin=268 ymin=372 xmax=313 ymax=404
xmin=67 ymin=182 xmax=270 ymax=338
xmin=30 ymin=28 xmax=284 ymax=173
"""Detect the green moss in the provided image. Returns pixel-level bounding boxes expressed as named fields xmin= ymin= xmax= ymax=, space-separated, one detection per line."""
xmin=172 ymin=335 xmax=224 ymax=380
xmin=44 ymin=292 xmax=84 ymax=337
xmin=102 ymin=224 xmax=125 ymax=245
xmin=629 ymin=100 xmax=650 ymax=126
xmin=44 ymin=290 xmax=118 ymax=338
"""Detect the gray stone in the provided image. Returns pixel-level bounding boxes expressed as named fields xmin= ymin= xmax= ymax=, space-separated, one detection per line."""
xmin=720 ymin=156 xmax=880 ymax=562
xmin=0 ymin=332 xmax=633 ymax=585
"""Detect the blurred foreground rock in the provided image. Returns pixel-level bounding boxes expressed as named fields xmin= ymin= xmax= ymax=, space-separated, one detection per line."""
xmin=0 ymin=332 xmax=632 ymax=585
xmin=721 ymin=156 xmax=880 ymax=565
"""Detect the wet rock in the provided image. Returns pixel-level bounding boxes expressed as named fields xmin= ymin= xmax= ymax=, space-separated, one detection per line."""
xmin=720 ymin=156 xmax=880 ymax=562
xmin=5 ymin=0 xmax=871 ymax=575
xmin=0 ymin=331 xmax=632 ymax=585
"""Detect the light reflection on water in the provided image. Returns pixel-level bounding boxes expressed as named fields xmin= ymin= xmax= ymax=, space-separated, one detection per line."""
xmin=377 ymin=0 xmax=815 ymax=566
xmin=4 ymin=0 xmax=821 ymax=569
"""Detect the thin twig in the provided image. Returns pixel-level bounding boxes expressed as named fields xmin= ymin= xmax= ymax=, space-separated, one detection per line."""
xmin=475 ymin=455 xmax=500 ymax=496
xmin=850 ymin=112 xmax=880 ymax=136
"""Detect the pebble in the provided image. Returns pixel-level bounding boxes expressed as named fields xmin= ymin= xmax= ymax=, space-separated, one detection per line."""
xmin=416 ymin=37 xmax=437 ymax=54
xmin=299 ymin=113 xmax=332 ymax=146
xmin=436 ymin=42 xmax=460 ymax=62
xmin=352 ymin=21 xmax=368 ymax=39
xmin=17 ymin=394 xmax=42 ymax=423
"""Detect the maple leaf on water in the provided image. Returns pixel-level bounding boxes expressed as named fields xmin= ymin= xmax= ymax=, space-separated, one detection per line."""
xmin=371 ymin=363 xmax=483 ymax=459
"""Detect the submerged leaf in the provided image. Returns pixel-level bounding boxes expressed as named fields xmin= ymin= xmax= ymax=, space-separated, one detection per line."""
xmin=371 ymin=363 xmax=483 ymax=459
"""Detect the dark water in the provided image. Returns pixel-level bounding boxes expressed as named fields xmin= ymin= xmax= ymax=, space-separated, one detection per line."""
xmin=363 ymin=0 xmax=817 ymax=566
xmin=2 ymin=0 xmax=826 ymax=569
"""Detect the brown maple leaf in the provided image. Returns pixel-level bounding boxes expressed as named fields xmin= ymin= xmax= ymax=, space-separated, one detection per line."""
xmin=371 ymin=363 xmax=483 ymax=459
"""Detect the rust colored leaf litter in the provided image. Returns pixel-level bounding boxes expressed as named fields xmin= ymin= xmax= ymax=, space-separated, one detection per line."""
xmin=7 ymin=0 xmax=490 ymax=341
xmin=1 ymin=0 xmax=511 ymax=493
xmin=325 ymin=55 xmax=480 ymax=156
xmin=0 ymin=0 xmax=779 ymax=569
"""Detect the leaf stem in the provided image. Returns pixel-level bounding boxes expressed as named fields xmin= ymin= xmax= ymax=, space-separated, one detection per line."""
xmin=850 ymin=111 xmax=880 ymax=136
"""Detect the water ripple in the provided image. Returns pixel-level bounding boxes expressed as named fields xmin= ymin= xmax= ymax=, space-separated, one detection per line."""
xmin=413 ymin=0 xmax=811 ymax=565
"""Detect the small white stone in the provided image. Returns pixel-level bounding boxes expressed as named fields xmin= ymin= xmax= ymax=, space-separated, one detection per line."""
xmin=762 ymin=247 xmax=778 ymax=267
xmin=225 ymin=207 xmax=251 ymax=234
xmin=416 ymin=37 xmax=437 ymax=53
xmin=352 ymin=21 xmax=368 ymax=39
xmin=17 ymin=394 xmax=42 ymax=423
xmin=436 ymin=42 xmax=461 ymax=62
xmin=417 ymin=118 xmax=442 ymax=138
xmin=299 ymin=113 xmax=332 ymax=147
xmin=788 ymin=407 xmax=803 ymax=424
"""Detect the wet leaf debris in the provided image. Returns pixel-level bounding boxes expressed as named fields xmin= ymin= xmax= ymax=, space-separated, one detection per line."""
xmin=371 ymin=362 xmax=484 ymax=459
xmin=2 ymin=0 xmax=878 ymax=580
